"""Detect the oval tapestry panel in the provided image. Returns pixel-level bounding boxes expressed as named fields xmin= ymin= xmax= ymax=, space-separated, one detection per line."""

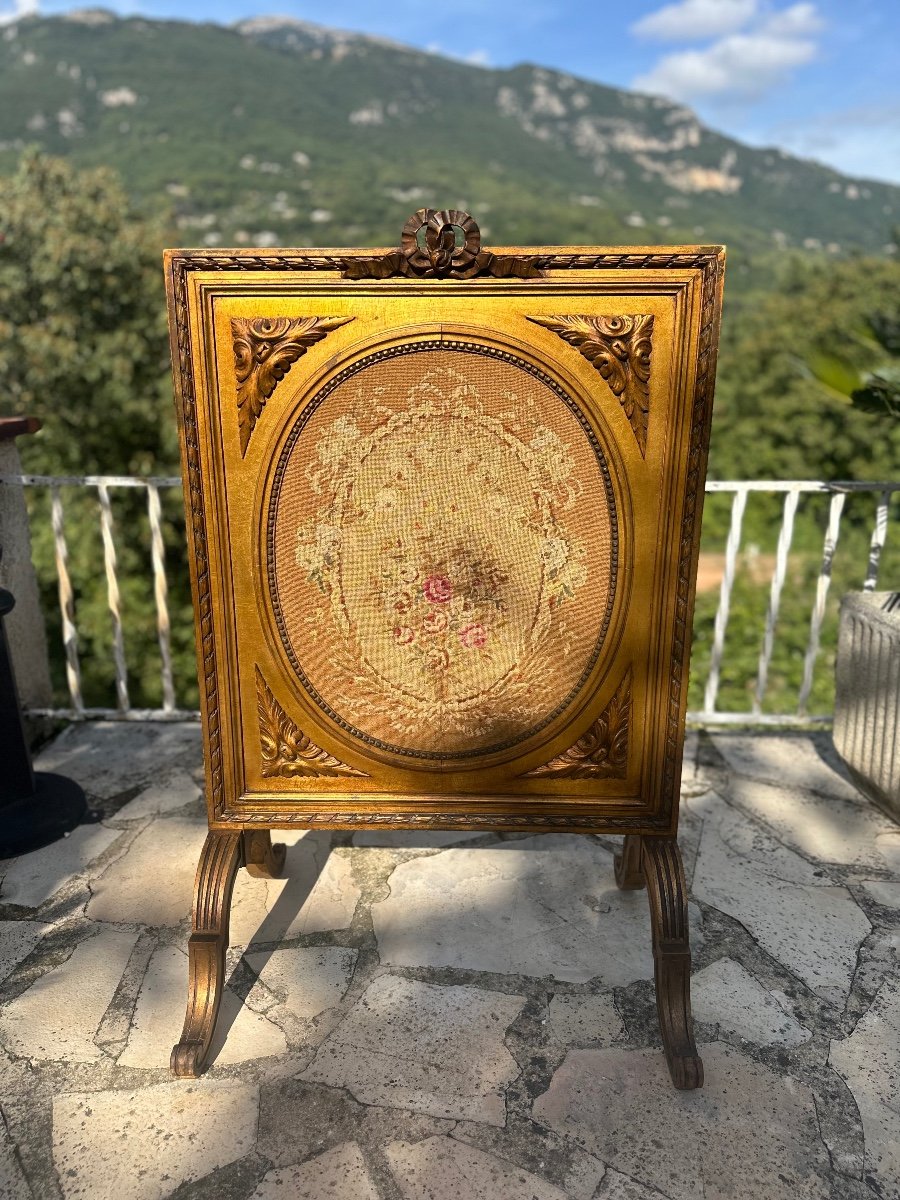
xmin=267 ymin=340 xmax=618 ymax=761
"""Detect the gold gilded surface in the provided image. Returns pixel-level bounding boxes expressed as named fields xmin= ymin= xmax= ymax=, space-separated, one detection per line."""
xmin=522 ymin=667 xmax=631 ymax=779
xmin=165 ymin=218 xmax=724 ymax=831
xmin=255 ymin=665 xmax=368 ymax=779
xmin=232 ymin=314 xmax=353 ymax=455
xmin=528 ymin=314 xmax=653 ymax=455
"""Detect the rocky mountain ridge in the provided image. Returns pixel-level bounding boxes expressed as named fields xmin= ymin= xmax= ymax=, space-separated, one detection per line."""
xmin=0 ymin=9 xmax=896 ymax=258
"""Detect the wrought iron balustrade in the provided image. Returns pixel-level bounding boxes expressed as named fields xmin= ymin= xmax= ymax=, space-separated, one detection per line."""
xmin=1 ymin=473 xmax=898 ymax=726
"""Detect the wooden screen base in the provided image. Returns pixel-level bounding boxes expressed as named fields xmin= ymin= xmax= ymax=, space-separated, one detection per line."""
xmin=172 ymin=830 xmax=702 ymax=1089
xmin=614 ymin=834 xmax=704 ymax=1089
xmin=170 ymin=829 xmax=285 ymax=1077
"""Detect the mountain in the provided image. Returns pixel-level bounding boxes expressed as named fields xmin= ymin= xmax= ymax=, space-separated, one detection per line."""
xmin=1 ymin=9 xmax=898 ymax=260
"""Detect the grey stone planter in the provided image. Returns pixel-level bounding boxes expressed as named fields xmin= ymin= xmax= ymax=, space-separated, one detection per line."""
xmin=833 ymin=591 xmax=900 ymax=821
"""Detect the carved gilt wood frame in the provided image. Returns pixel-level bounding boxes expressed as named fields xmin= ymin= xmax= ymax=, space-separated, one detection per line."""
xmin=165 ymin=214 xmax=724 ymax=836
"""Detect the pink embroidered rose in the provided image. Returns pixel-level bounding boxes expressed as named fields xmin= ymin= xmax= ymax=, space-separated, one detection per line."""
xmin=422 ymin=608 xmax=449 ymax=635
xmin=422 ymin=574 xmax=453 ymax=604
xmin=459 ymin=622 xmax=487 ymax=649
xmin=393 ymin=625 xmax=415 ymax=645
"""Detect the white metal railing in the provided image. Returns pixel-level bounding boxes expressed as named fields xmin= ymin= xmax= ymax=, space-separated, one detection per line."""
xmin=699 ymin=480 xmax=899 ymax=725
xmin=1 ymin=473 xmax=898 ymax=726
xmin=1 ymin=473 xmax=192 ymax=721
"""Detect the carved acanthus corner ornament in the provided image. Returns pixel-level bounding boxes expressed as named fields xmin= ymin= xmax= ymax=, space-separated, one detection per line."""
xmin=342 ymin=209 xmax=543 ymax=281
xmin=255 ymin=667 xmax=368 ymax=779
xmin=529 ymin=314 xmax=654 ymax=456
xmin=232 ymin=316 xmax=353 ymax=456
xmin=522 ymin=669 xmax=632 ymax=779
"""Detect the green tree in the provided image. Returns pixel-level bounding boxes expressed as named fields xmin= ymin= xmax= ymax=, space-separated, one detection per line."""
xmin=0 ymin=152 xmax=195 ymax=709
xmin=0 ymin=149 xmax=174 ymax=474
xmin=710 ymin=254 xmax=900 ymax=484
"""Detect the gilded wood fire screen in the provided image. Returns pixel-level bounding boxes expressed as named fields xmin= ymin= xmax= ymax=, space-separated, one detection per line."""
xmin=165 ymin=209 xmax=725 ymax=1087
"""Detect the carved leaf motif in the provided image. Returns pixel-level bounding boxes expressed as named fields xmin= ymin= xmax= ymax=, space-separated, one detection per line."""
xmin=255 ymin=666 xmax=368 ymax=779
xmin=522 ymin=669 xmax=632 ymax=779
xmin=232 ymin=316 xmax=352 ymax=456
xmin=529 ymin=315 xmax=653 ymax=455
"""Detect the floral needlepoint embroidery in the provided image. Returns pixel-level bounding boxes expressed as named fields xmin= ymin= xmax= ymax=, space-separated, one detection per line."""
xmin=375 ymin=546 xmax=508 ymax=680
xmin=276 ymin=352 xmax=616 ymax=757
xmin=423 ymin=609 xmax=449 ymax=635
xmin=423 ymin=574 xmax=453 ymax=604
xmin=459 ymin=622 xmax=487 ymax=649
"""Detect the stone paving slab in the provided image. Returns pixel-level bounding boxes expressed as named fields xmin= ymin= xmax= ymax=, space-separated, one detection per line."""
xmin=385 ymin=1134 xmax=570 ymax=1199
xmin=0 ymin=822 xmax=125 ymax=909
xmin=371 ymin=834 xmax=694 ymax=985
xmin=0 ymin=926 xmax=138 ymax=1063
xmin=713 ymin=732 xmax=861 ymax=801
xmin=533 ymin=1042 xmax=834 ymax=1200
xmin=119 ymin=944 xmax=288 ymax=1069
xmin=861 ymin=879 xmax=900 ymax=909
xmin=596 ymin=1168 xmax=676 ymax=1199
xmin=0 ymin=724 xmax=895 ymax=1199
xmin=876 ymin=831 xmax=900 ymax=873
xmin=546 ymin=993 xmax=626 ymax=1047
xmin=301 ymin=974 xmax=526 ymax=1125
xmin=34 ymin=721 xmax=201 ymax=800
xmin=244 ymin=945 xmax=357 ymax=1025
xmin=250 ymin=1142 xmax=380 ymax=1199
xmin=692 ymin=957 xmax=812 ymax=1047
xmin=230 ymin=834 xmax=361 ymax=945
xmin=86 ymin=817 xmax=208 ymax=927
xmin=0 ymin=1122 xmax=32 ymax=1200
xmin=113 ymin=770 xmax=202 ymax=822
xmin=0 ymin=919 xmax=51 ymax=984
xmin=829 ymin=975 xmax=900 ymax=1194
xmin=690 ymin=790 xmax=871 ymax=1005
xmin=728 ymin=776 xmax=897 ymax=871
xmin=52 ymin=1080 xmax=258 ymax=1199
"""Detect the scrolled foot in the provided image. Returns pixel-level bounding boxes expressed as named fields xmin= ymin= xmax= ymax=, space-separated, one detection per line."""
xmin=669 ymin=1052 xmax=704 ymax=1090
xmin=170 ymin=1040 xmax=204 ymax=1078
xmin=170 ymin=831 xmax=242 ymax=1079
xmin=642 ymin=835 xmax=704 ymax=1090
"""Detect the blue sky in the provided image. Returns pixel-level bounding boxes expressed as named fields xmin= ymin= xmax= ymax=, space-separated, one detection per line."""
xmin=3 ymin=0 xmax=900 ymax=183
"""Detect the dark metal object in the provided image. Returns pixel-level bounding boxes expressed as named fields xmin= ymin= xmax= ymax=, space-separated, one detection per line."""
xmin=0 ymin=578 xmax=86 ymax=858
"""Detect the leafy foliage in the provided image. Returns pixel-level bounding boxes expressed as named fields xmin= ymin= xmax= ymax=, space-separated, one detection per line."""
xmin=710 ymin=255 xmax=900 ymax=484
xmin=851 ymin=373 xmax=900 ymax=419
xmin=0 ymin=151 xmax=194 ymax=708
xmin=0 ymin=149 xmax=173 ymax=473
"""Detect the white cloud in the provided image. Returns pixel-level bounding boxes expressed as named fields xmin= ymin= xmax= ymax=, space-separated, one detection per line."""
xmin=465 ymin=48 xmax=491 ymax=66
xmin=631 ymin=0 xmax=757 ymax=42
xmin=0 ymin=0 xmax=38 ymax=25
xmin=633 ymin=3 xmax=822 ymax=101
xmin=762 ymin=1 xmax=822 ymax=36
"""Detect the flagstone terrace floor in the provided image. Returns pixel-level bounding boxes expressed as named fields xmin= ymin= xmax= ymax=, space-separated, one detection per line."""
xmin=1 ymin=723 xmax=899 ymax=1200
